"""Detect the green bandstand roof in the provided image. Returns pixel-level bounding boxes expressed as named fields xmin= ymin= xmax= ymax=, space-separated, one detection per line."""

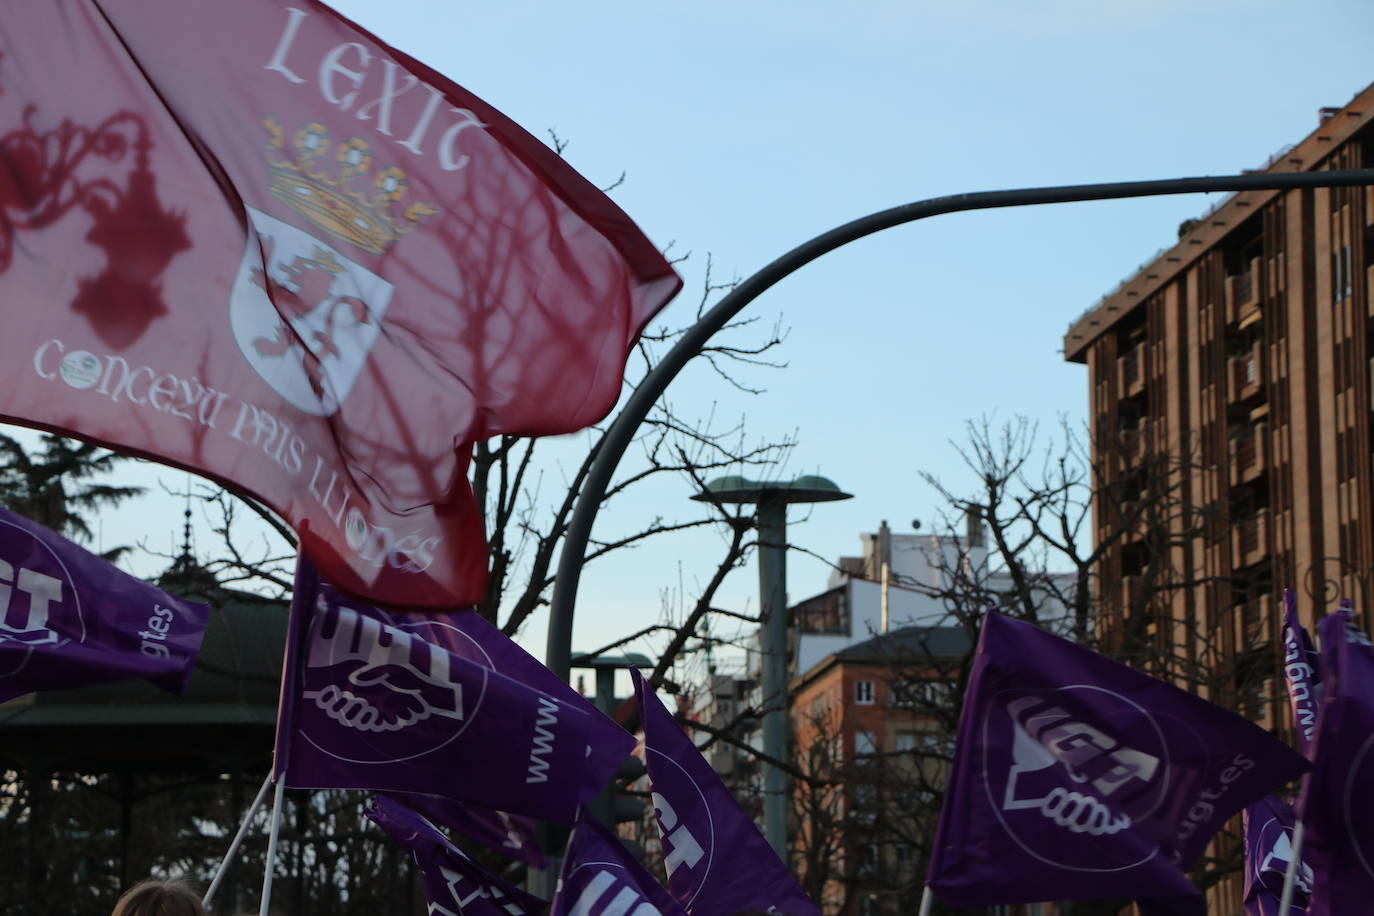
xmin=0 ymin=590 xmax=286 ymax=775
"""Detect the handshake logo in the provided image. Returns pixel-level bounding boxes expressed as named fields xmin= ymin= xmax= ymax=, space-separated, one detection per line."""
xmin=985 ymin=687 xmax=1168 ymax=871
xmin=303 ymin=603 xmax=465 ymax=735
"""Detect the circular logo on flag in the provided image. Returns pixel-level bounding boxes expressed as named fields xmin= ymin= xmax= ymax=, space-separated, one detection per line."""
xmin=980 ymin=684 xmax=1171 ymax=872
xmin=646 ymin=747 xmax=715 ymax=908
xmin=0 ymin=518 xmax=83 ymax=677
xmin=298 ymin=602 xmax=488 ymax=765
xmin=1251 ymin=811 xmax=1310 ymax=896
xmin=58 ymin=350 xmax=102 ymax=390
xmin=1344 ymin=729 xmax=1374 ymax=880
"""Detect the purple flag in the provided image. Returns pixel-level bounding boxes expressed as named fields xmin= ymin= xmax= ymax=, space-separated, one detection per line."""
xmin=926 ymin=611 xmax=1310 ymax=907
xmin=390 ymin=792 xmax=544 ymax=868
xmin=1297 ymin=604 xmax=1374 ymax=916
xmin=1282 ymin=590 xmax=1322 ymax=756
xmin=276 ymin=557 xmax=634 ymax=823
xmin=1243 ymin=795 xmax=1310 ymax=916
xmin=0 ymin=506 xmax=208 ymax=700
xmin=631 ymin=668 xmax=820 ymax=916
xmin=551 ymin=809 xmax=686 ymax=916
xmin=387 ymin=605 xmax=609 ymax=722
xmin=366 ymin=796 xmax=545 ymax=916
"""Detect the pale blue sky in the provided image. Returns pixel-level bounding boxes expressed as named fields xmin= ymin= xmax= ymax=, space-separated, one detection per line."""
xmin=43 ymin=0 xmax=1374 ymax=670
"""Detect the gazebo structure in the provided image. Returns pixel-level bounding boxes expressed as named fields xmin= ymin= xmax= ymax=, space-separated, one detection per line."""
xmin=0 ymin=560 xmax=285 ymax=914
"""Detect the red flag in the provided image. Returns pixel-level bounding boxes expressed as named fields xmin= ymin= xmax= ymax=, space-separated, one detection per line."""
xmin=0 ymin=1 xmax=680 ymax=606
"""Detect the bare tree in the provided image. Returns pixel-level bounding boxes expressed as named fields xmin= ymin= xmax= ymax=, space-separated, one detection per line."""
xmin=772 ymin=416 xmax=1270 ymax=916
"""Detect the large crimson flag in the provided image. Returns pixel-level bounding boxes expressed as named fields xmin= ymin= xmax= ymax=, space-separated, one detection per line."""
xmin=0 ymin=1 xmax=681 ymax=606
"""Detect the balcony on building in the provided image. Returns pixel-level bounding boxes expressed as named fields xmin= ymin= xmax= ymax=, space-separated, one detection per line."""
xmin=1226 ymin=257 xmax=1261 ymax=326
xmin=1232 ymin=507 xmax=1269 ymax=570
xmin=1118 ymin=342 xmax=1146 ymax=399
xmin=1367 ymin=261 xmax=1374 ymax=320
xmin=1122 ymin=574 xmax=1142 ymax=613
xmin=1118 ymin=417 xmax=1150 ymax=467
xmin=1228 ymin=340 xmax=1265 ymax=404
xmin=1235 ymin=592 xmax=1274 ymax=650
xmin=1229 ymin=421 xmax=1268 ymax=488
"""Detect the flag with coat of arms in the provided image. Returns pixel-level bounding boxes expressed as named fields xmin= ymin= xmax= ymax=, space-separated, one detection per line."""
xmin=0 ymin=0 xmax=681 ymax=609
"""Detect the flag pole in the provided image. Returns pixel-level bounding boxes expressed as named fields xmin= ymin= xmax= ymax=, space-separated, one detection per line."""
xmin=202 ymin=772 xmax=274 ymax=908
xmin=257 ymin=777 xmax=287 ymax=916
xmin=1277 ymin=818 xmax=1305 ymax=914
xmin=918 ymin=887 xmax=933 ymax=916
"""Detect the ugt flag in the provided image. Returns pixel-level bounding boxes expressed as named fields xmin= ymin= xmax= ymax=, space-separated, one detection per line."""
xmin=388 ymin=792 xmax=544 ymax=868
xmin=1243 ymin=795 xmax=1310 ymax=916
xmin=1297 ymin=605 xmax=1374 ymax=916
xmin=926 ymin=611 xmax=1309 ymax=907
xmin=632 ymin=668 xmax=820 ymax=916
xmin=0 ymin=506 xmax=209 ymax=701
xmin=1281 ymin=590 xmax=1322 ymax=756
xmin=551 ymin=808 xmax=686 ymax=916
xmin=366 ymin=796 xmax=544 ymax=916
xmin=378 ymin=607 xmax=616 ymax=866
xmin=0 ymin=1 xmax=681 ymax=608
xmin=388 ymin=601 xmax=609 ymax=720
xmin=276 ymin=557 xmax=634 ymax=823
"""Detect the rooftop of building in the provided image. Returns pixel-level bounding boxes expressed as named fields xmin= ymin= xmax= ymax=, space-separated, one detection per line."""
xmin=792 ymin=624 xmax=972 ymax=692
xmin=1062 ymin=80 xmax=1374 ymax=363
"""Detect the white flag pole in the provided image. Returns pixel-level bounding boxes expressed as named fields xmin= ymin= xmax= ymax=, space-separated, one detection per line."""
xmin=257 ymin=778 xmax=288 ymax=916
xmin=202 ymin=773 xmax=274 ymax=908
xmin=918 ymin=887 xmax=933 ymax=916
xmin=1277 ymin=818 xmax=1305 ymax=915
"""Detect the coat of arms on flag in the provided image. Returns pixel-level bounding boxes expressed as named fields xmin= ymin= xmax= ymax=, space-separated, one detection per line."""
xmin=0 ymin=0 xmax=682 ymax=608
xmin=231 ymin=207 xmax=395 ymax=416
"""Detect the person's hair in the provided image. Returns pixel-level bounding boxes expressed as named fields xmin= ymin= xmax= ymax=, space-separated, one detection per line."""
xmin=110 ymin=879 xmax=207 ymax=916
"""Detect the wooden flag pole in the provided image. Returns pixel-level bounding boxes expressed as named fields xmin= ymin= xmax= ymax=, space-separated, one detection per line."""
xmin=257 ymin=778 xmax=288 ymax=916
xmin=202 ymin=773 xmax=275 ymax=908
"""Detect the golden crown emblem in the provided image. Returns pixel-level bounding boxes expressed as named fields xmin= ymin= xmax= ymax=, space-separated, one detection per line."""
xmin=262 ymin=117 xmax=437 ymax=254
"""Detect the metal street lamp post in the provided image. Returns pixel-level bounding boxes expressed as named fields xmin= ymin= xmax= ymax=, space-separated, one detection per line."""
xmin=547 ymin=169 xmax=1374 ymax=697
xmin=692 ymin=475 xmax=851 ymax=858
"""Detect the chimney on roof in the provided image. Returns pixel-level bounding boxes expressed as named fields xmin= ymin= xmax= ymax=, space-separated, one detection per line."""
xmin=877 ymin=520 xmax=892 ymax=577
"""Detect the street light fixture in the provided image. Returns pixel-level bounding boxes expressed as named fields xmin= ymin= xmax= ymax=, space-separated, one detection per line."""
xmin=692 ymin=474 xmax=852 ymax=858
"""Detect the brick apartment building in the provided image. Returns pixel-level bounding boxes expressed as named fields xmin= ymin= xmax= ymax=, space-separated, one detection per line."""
xmin=788 ymin=625 xmax=971 ymax=916
xmin=1063 ymin=82 xmax=1373 ymax=721
xmin=1063 ymin=83 xmax=1374 ymax=912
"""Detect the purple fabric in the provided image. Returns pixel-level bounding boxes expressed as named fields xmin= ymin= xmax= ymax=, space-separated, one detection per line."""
xmin=1243 ymin=795 xmax=1309 ymax=916
xmin=276 ymin=557 xmax=634 ymax=823
xmin=551 ymin=809 xmax=686 ymax=916
xmin=366 ymin=796 xmax=545 ymax=916
xmin=388 ymin=605 xmax=626 ymax=727
xmin=0 ymin=506 xmax=209 ymax=701
xmin=926 ymin=611 xmax=1310 ymax=907
xmin=1136 ymin=895 xmax=1207 ymax=915
xmin=632 ymin=668 xmax=820 ymax=916
xmin=1298 ymin=605 xmax=1374 ymax=916
xmin=1281 ymin=590 xmax=1322 ymax=757
xmin=389 ymin=792 xmax=544 ymax=868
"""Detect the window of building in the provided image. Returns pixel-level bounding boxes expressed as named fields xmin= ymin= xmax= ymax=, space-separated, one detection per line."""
xmin=854 ymin=680 xmax=875 ymax=705
xmin=889 ymin=679 xmax=951 ymax=708
xmin=795 ymin=589 xmax=849 ymax=635
xmin=858 ymin=844 xmax=881 ymax=877
xmin=855 ymin=730 xmax=878 ymax=756
xmin=894 ymin=731 xmax=917 ymax=753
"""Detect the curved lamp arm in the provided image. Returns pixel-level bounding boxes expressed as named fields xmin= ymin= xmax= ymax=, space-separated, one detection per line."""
xmin=546 ymin=168 xmax=1374 ymax=680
